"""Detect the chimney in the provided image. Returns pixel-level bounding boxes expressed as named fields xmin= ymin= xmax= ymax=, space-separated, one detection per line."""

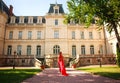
xmin=9 ymin=5 xmax=13 ymax=16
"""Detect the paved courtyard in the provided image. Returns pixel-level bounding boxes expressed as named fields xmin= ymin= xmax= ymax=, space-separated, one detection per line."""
xmin=22 ymin=68 xmax=120 ymax=83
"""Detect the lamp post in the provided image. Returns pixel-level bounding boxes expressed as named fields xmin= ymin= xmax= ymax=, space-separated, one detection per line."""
xmin=98 ymin=50 xmax=102 ymax=68
xmin=13 ymin=51 xmax=16 ymax=69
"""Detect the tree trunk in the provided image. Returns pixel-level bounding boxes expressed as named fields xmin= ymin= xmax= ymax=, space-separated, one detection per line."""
xmin=112 ymin=22 xmax=120 ymax=50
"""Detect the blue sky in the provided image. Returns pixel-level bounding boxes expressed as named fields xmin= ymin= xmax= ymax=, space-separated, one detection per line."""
xmin=3 ymin=0 xmax=68 ymax=16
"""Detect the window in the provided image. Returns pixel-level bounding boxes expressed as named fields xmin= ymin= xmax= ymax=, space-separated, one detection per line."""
xmin=99 ymin=45 xmax=103 ymax=54
xmin=72 ymin=45 xmax=76 ymax=57
xmin=55 ymin=9 xmax=58 ymax=14
xmin=89 ymin=32 xmax=93 ymax=39
xmin=53 ymin=45 xmax=60 ymax=55
xmin=36 ymin=46 xmax=41 ymax=56
xmin=98 ymin=32 xmax=101 ymax=39
xmin=37 ymin=31 xmax=41 ymax=39
xmin=54 ymin=31 xmax=59 ymax=38
xmin=72 ymin=31 xmax=75 ymax=39
xmin=7 ymin=45 xmax=12 ymax=55
xmin=55 ymin=19 xmax=58 ymax=25
xmin=29 ymin=18 xmax=33 ymax=23
xmin=10 ymin=17 xmax=15 ymax=23
xmin=27 ymin=46 xmax=31 ymax=55
xmin=9 ymin=31 xmax=13 ymax=39
xmin=17 ymin=45 xmax=22 ymax=55
xmin=90 ymin=45 xmax=94 ymax=54
xmin=80 ymin=31 xmax=84 ymax=39
xmin=37 ymin=18 xmax=41 ymax=23
xmin=19 ymin=17 xmax=24 ymax=23
xmin=81 ymin=45 xmax=85 ymax=55
xmin=18 ymin=31 xmax=22 ymax=39
xmin=28 ymin=31 xmax=32 ymax=39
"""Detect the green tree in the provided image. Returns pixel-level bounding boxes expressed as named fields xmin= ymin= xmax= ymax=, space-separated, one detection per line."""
xmin=65 ymin=0 xmax=120 ymax=49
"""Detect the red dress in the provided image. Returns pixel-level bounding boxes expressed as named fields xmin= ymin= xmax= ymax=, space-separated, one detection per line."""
xmin=58 ymin=52 xmax=68 ymax=76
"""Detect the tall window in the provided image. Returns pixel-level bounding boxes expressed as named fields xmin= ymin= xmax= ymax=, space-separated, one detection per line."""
xmin=54 ymin=31 xmax=59 ymax=38
xmin=7 ymin=45 xmax=12 ymax=55
xmin=37 ymin=31 xmax=41 ymax=39
xmin=55 ymin=19 xmax=58 ymax=25
xmin=72 ymin=31 xmax=75 ymax=39
xmin=81 ymin=45 xmax=85 ymax=55
xmin=99 ymin=45 xmax=103 ymax=54
xmin=80 ymin=31 xmax=84 ymax=39
xmin=36 ymin=46 xmax=41 ymax=56
xmin=27 ymin=46 xmax=31 ymax=55
xmin=28 ymin=31 xmax=32 ymax=39
xmin=18 ymin=31 xmax=22 ymax=39
xmin=17 ymin=45 xmax=22 ymax=55
xmin=9 ymin=31 xmax=13 ymax=39
xmin=89 ymin=32 xmax=93 ymax=39
xmin=90 ymin=45 xmax=94 ymax=54
xmin=53 ymin=45 xmax=60 ymax=55
xmin=72 ymin=45 xmax=76 ymax=57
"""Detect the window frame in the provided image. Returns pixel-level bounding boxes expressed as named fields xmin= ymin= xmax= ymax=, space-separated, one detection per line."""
xmin=27 ymin=45 xmax=31 ymax=55
xmin=36 ymin=45 xmax=41 ymax=56
xmin=7 ymin=45 xmax=12 ymax=55
xmin=28 ymin=31 xmax=32 ymax=39
xmin=9 ymin=31 xmax=13 ymax=39
xmin=54 ymin=30 xmax=59 ymax=39
xmin=18 ymin=31 xmax=22 ymax=39
xmin=81 ymin=45 xmax=86 ymax=55
xmin=53 ymin=45 xmax=60 ymax=55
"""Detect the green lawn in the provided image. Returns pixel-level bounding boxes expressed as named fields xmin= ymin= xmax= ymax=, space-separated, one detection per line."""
xmin=77 ymin=66 xmax=120 ymax=80
xmin=0 ymin=69 xmax=41 ymax=83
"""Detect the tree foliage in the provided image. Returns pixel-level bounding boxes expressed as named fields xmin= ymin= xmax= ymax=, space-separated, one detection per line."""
xmin=65 ymin=0 xmax=120 ymax=48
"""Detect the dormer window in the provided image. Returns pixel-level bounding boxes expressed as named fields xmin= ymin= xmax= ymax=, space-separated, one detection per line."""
xmin=19 ymin=17 xmax=24 ymax=23
xmin=54 ymin=5 xmax=59 ymax=14
xmin=28 ymin=17 xmax=33 ymax=24
xmin=10 ymin=16 xmax=15 ymax=23
xmin=55 ymin=9 xmax=58 ymax=14
xmin=37 ymin=17 xmax=42 ymax=24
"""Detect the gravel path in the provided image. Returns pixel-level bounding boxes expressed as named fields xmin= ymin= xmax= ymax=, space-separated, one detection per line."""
xmin=22 ymin=68 xmax=120 ymax=83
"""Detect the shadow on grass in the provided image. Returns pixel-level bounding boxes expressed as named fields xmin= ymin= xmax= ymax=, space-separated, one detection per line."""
xmin=77 ymin=66 xmax=120 ymax=80
xmin=94 ymin=72 xmax=120 ymax=80
xmin=0 ymin=69 xmax=41 ymax=83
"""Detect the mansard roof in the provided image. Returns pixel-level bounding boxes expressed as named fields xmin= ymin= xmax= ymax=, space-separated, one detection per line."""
xmin=0 ymin=0 xmax=9 ymax=16
xmin=48 ymin=4 xmax=64 ymax=14
xmin=9 ymin=16 xmax=46 ymax=23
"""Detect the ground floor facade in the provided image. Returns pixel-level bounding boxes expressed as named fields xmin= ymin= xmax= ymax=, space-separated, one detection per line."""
xmin=0 ymin=38 xmax=116 ymax=67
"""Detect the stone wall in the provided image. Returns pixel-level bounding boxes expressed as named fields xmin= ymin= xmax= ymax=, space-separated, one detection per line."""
xmin=0 ymin=55 xmax=35 ymax=66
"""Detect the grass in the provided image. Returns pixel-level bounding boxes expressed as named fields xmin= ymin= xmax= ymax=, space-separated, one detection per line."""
xmin=0 ymin=69 xmax=41 ymax=83
xmin=77 ymin=66 xmax=120 ymax=80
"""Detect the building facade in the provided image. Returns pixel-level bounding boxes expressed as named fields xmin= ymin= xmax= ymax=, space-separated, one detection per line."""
xmin=0 ymin=0 xmax=116 ymax=67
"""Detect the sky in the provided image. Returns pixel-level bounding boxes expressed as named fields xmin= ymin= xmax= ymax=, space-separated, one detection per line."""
xmin=3 ymin=0 xmax=68 ymax=16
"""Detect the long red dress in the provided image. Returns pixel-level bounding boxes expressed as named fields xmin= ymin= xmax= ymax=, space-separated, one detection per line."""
xmin=58 ymin=52 xmax=68 ymax=76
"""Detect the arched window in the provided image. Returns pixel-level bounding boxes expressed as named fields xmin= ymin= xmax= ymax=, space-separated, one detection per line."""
xmin=53 ymin=45 xmax=60 ymax=55
xmin=81 ymin=45 xmax=85 ymax=55
xmin=90 ymin=45 xmax=94 ymax=54
xmin=72 ymin=45 xmax=76 ymax=57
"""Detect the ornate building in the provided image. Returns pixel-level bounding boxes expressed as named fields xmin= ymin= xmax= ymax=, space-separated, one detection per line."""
xmin=0 ymin=0 xmax=116 ymax=67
